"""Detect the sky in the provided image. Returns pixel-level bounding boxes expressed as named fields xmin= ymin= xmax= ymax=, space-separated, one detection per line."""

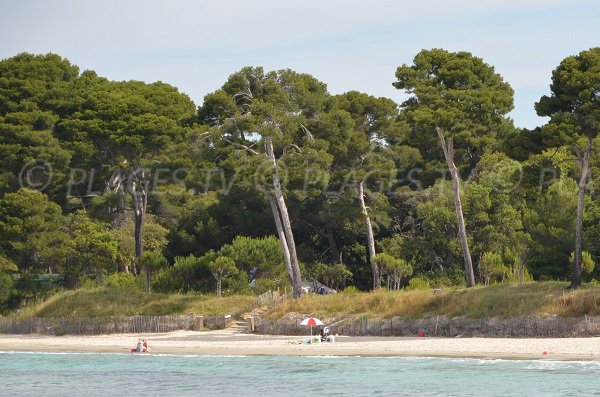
xmin=1 ymin=0 xmax=599 ymax=129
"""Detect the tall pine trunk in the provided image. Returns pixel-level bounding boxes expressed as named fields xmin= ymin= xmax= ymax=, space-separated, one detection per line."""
xmin=134 ymin=211 xmax=144 ymax=258
xmin=357 ymin=180 xmax=380 ymax=290
xmin=436 ymin=128 xmax=475 ymax=287
xmin=129 ymin=167 xmax=148 ymax=279
xmin=571 ymin=137 xmax=593 ymax=289
xmin=265 ymin=139 xmax=303 ymax=298
xmin=216 ymin=277 xmax=222 ymax=298
xmin=326 ymin=226 xmax=341 ymax=264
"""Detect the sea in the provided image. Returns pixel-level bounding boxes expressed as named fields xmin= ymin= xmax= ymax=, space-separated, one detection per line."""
xmin=1 ymin=352 xmax=599 ymax=396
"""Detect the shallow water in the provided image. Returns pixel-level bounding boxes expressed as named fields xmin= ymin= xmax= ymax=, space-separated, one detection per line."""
xmin=1 ymin=352 xmax=600 ymax=396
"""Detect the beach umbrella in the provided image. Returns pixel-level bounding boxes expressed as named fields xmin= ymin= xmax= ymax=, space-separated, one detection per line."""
xmin=300 ymin=317 xmax=323 ymax=335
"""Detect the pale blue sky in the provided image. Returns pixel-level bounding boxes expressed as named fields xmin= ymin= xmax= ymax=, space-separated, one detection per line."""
xmin=1 ymin=0 xmax=598 ymax=129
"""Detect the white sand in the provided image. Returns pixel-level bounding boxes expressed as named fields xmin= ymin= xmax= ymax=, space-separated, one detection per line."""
xmin=1 ymin=330 xmax=599 ymax=360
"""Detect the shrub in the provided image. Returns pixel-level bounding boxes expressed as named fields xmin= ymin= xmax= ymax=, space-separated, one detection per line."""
xmin=408 ymin=277 xmax=429 ymax=290
xmin=226 ymin=271 xmax=252 ymax=295
xmin=372 ymin=253 xmax=413 ymax=290
xmin=309 ymin=262 xmax=353 ymax=290
xmin=254 ymin=277 xmax=289 ymax=294
xmin=77 ymin=276 xmax=97 ymax=289
xmin=342 ymin=285 xmax=360 ymax=294
xmin=139 ymin=251 xmax=169 ymax=292
xmin=479 ymin=252 xmax=510 ymax=285
xmin=569 ymin=251 xmax=595 ymax=276
xmin=0 ymin=272 xmax=16 ymax=313
xmin=104 ymin=272 xmax=144 ymax=291
xmin=209 ymin=256 xmax=238 ymax=297
xmin=151 ymin=254 xmax=214 ymax=293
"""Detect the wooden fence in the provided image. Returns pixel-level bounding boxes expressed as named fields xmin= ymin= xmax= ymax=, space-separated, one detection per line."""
xmin=255 ymin=314 xmax=600 ymax=338
xmin=0 ymin=314 xmax=228 ymax=335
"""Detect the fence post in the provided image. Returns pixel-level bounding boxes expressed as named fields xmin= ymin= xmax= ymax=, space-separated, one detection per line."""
xmin=195 ymin=316 xmax=204 ymax=330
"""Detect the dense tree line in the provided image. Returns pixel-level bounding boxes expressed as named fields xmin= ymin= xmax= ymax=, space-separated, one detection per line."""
xmin=0 ymin=48 xmax=598 ymax=310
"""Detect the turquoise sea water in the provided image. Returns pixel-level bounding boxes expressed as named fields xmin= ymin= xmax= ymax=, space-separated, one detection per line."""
xmin=1 ymin=352 xmax=600 ymax=396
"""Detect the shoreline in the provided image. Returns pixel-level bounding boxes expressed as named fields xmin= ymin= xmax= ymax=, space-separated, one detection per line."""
xmin=1 ymin=330 xmax=600 ymax=361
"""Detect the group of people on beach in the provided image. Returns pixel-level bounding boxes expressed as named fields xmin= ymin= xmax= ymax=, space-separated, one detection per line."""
xmin=133 ymin=338 xmax=149 ymax=353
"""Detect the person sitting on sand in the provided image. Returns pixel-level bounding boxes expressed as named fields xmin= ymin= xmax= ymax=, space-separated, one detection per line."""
xmin=142 ymin=339 xmax=149 ymax=353
xmin=135 ymin=338 xmax=143 ymax=353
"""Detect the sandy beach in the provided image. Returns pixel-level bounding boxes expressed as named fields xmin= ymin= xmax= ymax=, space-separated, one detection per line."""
xmin=1 ymin=330 xmax=599 ymax=360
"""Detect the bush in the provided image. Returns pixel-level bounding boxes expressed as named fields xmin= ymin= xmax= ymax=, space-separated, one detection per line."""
xmin=479 ymin=252 xmax=510 ymax=285
xmin=408 ymin=277 xmax=429 ymax=290
xmin=77 ymin=276 xmax=97 ymax=289
xmin=104 ymin=272 xmax=144 ymax=291
xmin=421 ymin=268 xmax=466 ymax=289
xmin=309 ymin=262 xmax=353 ymax=290
xmin=152 ymin=254 xmax=214 ymax=293
xmin=209 ymin=262 xmax=244 ymax=296
xmin=342 ymin=285 xmax=360 ymax=294
xmin=254 ymin=277 xmax=290 ymax=294
xmin=15 ymin=272 xmax=62 ymax=305
xmin=528 ymin=258 xmax=564 ymax=280
xmin=569 ymin=251 xmax=595 ymax=276
xmin=0 ymin=272 xmax=16 ymax=313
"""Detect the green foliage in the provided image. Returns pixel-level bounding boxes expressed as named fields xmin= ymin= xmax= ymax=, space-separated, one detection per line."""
xmin=0 ymin=54 xmax=76 ymax=200
xmin=218 ymin=235 xmax=284 ymax=280
xmin=569 ymin=251 xmax=595 ymax=276
xmin=3 ymin=50 xmax=600 ymax=314
xmin=0 ymin=271 xmax=16 ymax=312
xmin=536 ymin=47 xmax=600 ymax=144
xmin=104 ymin=272 xmax=144 ymax=291
xmin=372 ymin=253 xmax=413 ymax=289
xmin=524 ymin=179 xmax=577 ymax=278
xmin=0 ymin=256 xmax=18 ymax=272
xmin=535 ymin=48 xmax=600 ymax=288
xmin=209 ymin=256 xmax=238 ymax=276
xmin=139 ymin=251 xmax=168 ymax=292
xmin=209 ymin=256 xmax=239 ymax=297
xmin=0 ymin=188 xmax=68 ymax=272
xmin=309 ymin=262 xmax=353 ymax=290
xmin=139 ymin=252 xmax=168 ymax=272
xmin=253 ymin=277 xmax=291 ymax=294
xmin=341 ymin=285 xmax=360 ymax=294
xmin=66 ymin=210 xmax=117 ymax=285
xmin=111 ymin=215 xmax=168 ymax=273
xmin=152 ymin=253 xmax=214 ymax=293
xmin=394 ymin=48 xmax=515 ymax=177
xmin=13 ymin=272 xmax=62 ymax=306
xmin=479 ymin=252 xmax=510 ymax=285
xmin=408 ymin=277 xmax=430 ymax=290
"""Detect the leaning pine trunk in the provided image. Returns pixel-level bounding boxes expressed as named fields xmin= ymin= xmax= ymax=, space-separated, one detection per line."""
xmin=436 ymin=128 xmax=476 ymax=287
xmin=572 ymin=137 xmax=593 ymax=289
xmin=265 ymin=139 xmax=303 ymax=298
xmin=357 ymin=180 xmax=380 ymax=290
xmin=268 ymin=195 xmax=297 ymax=291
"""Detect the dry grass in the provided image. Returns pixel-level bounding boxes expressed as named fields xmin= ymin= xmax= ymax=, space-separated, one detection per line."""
xmin=544 ymin=287 xmax=600 ymax=317
xmin=17 ymin=282 xmax=600 ymax=320
xmin=266 ymin=282 xmax=600 ymax=320
xmin=17 ymin=288 xmax=255 ymax=318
